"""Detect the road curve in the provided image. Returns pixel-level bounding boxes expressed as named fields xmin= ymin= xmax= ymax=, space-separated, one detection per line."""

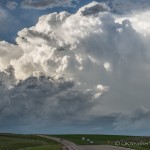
xmin=38 ymin=135 xmax=83 ymax=150
xmin=38 ymin=135 xmax=134 ymax=150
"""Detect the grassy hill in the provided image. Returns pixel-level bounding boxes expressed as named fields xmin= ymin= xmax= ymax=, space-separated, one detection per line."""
xmin=0 ymin=133 xmax=61 ymax=150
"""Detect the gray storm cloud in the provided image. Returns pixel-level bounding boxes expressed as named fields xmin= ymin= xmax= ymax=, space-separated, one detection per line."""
xmin=111 ymin=0 xmax=150 ymax=14
xmin=21 ymin=0 xmax=78 ymax=9
xmin=0 ymin=1 xmax=150 ymax=132
xmin=0 ymin=66 xmax=108 ymax=128
xmin=114 ymin=107 xmax=150 ymax=130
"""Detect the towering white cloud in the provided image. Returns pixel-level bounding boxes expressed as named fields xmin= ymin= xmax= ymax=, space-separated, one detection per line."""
xmin=0 ymin=1 xmax=150 ymax=133
xmin=0 ymin=41 xmax=22 ymax=69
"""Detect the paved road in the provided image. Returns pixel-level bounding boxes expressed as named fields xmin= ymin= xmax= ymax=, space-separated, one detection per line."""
xmin=80 ymin=145 xmax=134 ymax=150
xmin=38 ymin=135 xmax=134 ymax=150
xmin=38 ymin=135 xmax=83 ymax=150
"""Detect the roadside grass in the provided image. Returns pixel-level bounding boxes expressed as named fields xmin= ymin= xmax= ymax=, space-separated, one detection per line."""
xmin=0 ymin=133 xmax=61 ymax=150
xmin=51 ymin=134 xmax=150 ymax=150
xmin=51 ymin=134 xmax=134 ymax=145
xmin=1 ymin=133 xmax=150 ymax=150
xmin=22 ymin=145 xmax=61 ymax=150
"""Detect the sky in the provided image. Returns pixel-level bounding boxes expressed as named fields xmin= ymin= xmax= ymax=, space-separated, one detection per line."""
xmin=1 ymin=0 xmax=150 ymax=135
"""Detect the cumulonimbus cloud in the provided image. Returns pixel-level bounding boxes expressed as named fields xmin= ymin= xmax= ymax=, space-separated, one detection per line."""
xmin=0 ymin=1 xmax=150 ymax=132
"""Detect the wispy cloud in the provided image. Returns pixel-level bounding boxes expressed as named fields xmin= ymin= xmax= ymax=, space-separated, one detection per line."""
xmin=21 ymin=0 xmax=78 ymax=10
xmin=6 ymin=1 xmax=18 ymax=9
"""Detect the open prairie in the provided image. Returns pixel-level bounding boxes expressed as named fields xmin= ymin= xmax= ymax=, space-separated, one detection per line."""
xmin=52 ymin=134 xmax=150 ymax=150
xmin=0 ymin=133 xmax=61 ymax=150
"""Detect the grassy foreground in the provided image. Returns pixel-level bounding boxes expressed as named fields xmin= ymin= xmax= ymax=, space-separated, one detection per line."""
xmin=0 ymin=133 xmax=61 ymax=150
xmin=52 ymin=134 xmax=150 ymax=150
xmin=1 ymin=133 xmax=150 ymax=150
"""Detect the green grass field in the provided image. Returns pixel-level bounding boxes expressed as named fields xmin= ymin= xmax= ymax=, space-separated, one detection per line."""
xmin=0 ymin=133 xmax=61 ymax=150
xmin=51 ymin=134 xmax=150 ymax=150
xmin=1 ymin=133 xmax=150 ymax=150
